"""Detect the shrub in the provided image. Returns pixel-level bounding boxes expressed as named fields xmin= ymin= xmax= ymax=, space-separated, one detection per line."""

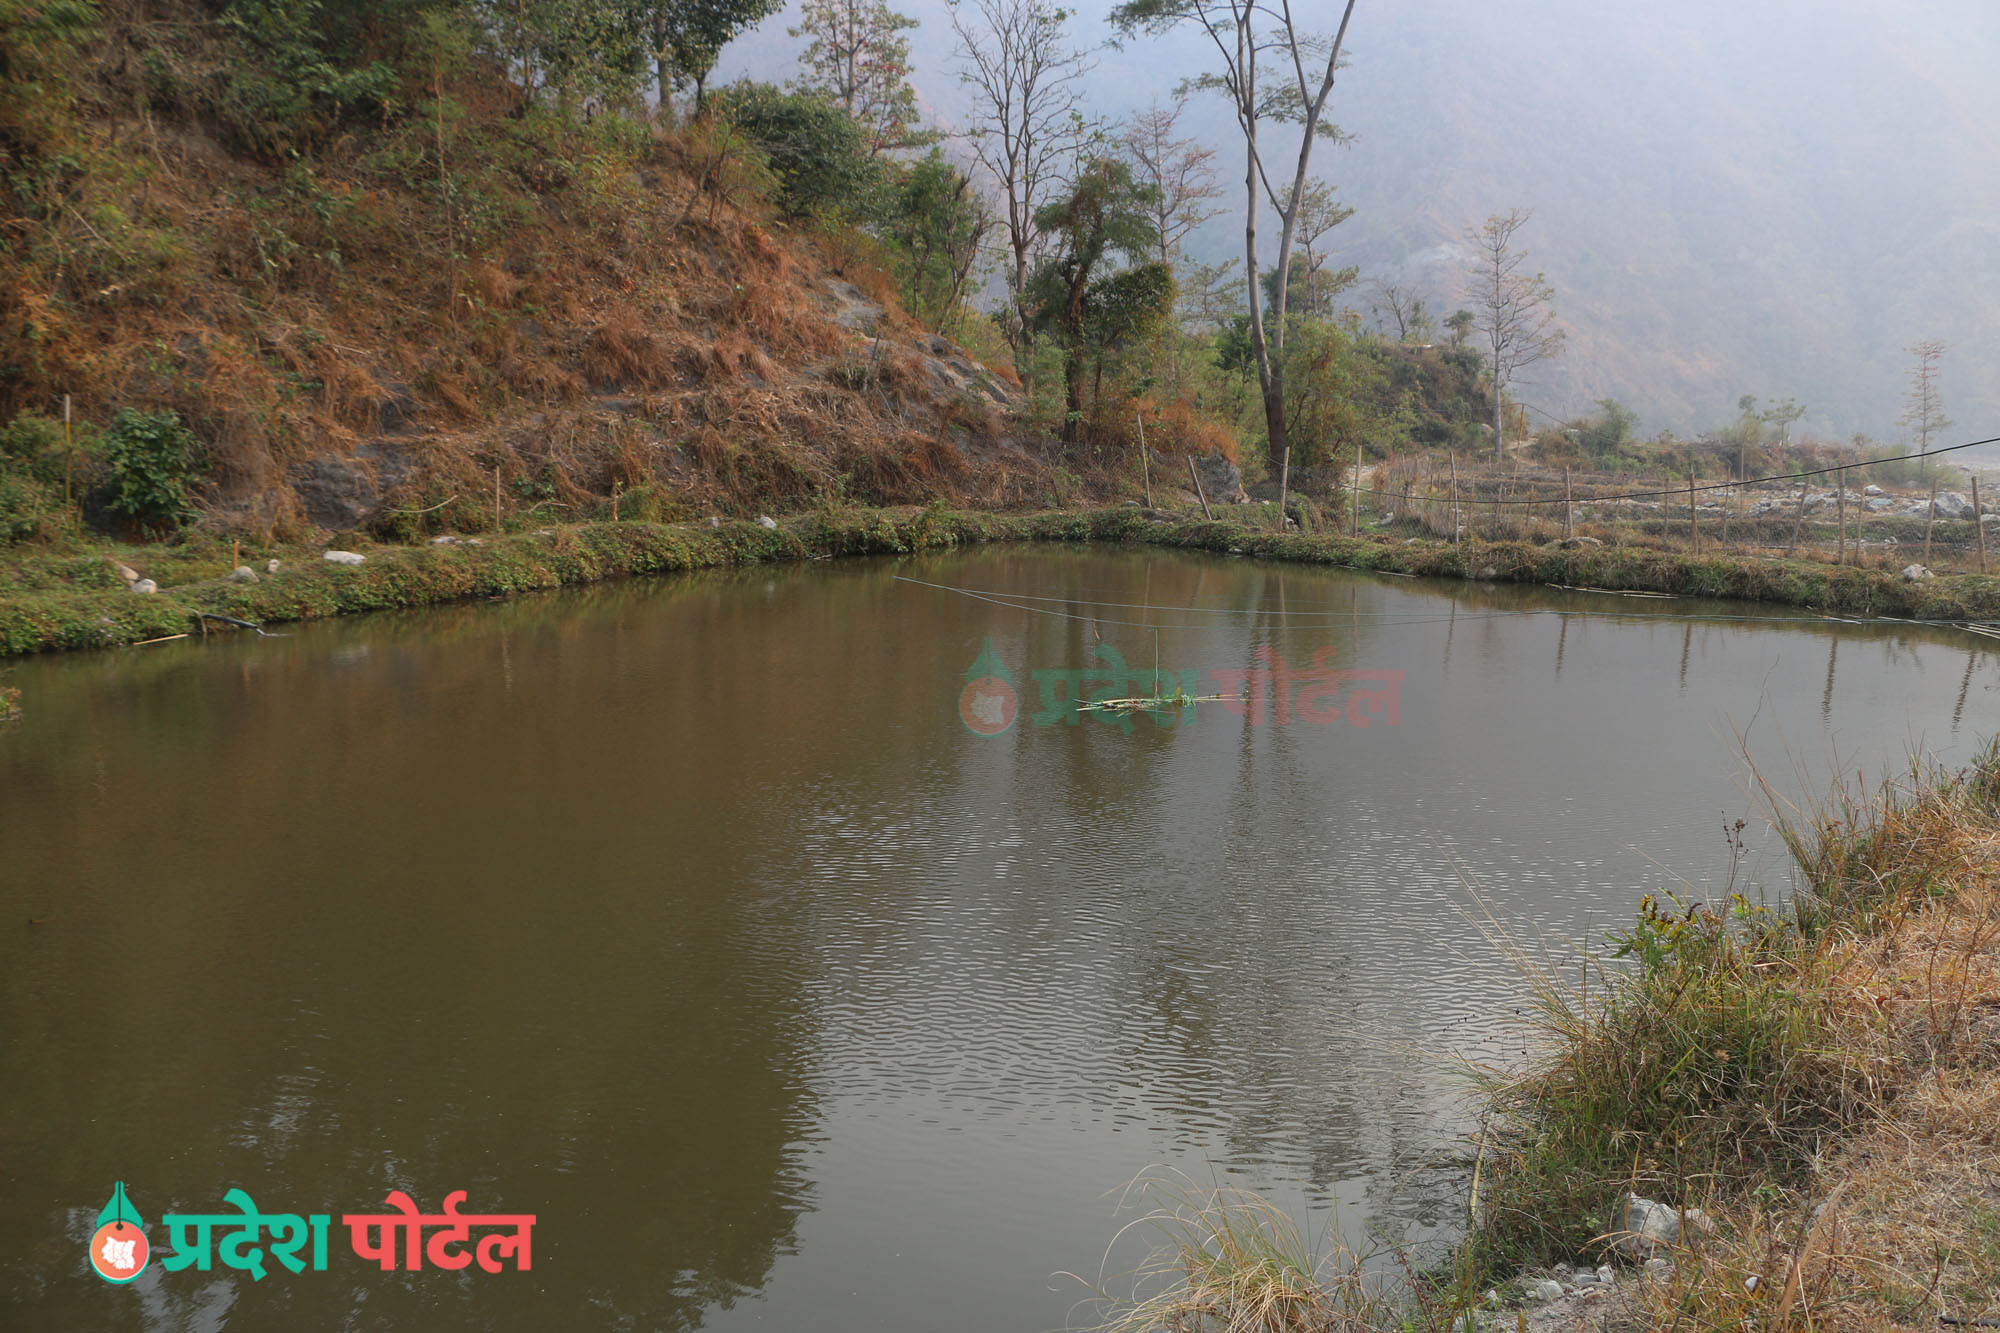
xmin=0 ymin=468 xmax=61 ymax=543
xmin=102 ymin=409 xmax=203 ymax=534
xmin=708 ymin=82 xmax=882 ymax=220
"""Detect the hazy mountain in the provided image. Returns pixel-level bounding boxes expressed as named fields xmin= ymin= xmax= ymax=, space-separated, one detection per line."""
xmin=720 ymin=0 xmax=2000 ymax=450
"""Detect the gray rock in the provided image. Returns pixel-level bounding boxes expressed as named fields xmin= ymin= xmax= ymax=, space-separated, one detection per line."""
xmin=1521 ymin=1277 xmax=1564 ymax=1303
xmin=1643 ymin=1256 xmax=1672 ymax=1280
xmin=1866 ymin=497 xmax=1893 ymax=512
xmin=227 ymin=566 xmax=258 ymax=584
xmin=1934 ymin=490 xmax=1974 ymax=519
xmin=1596 ymin=1265 xmax=1615 ymax=1285
xmin=1612 ymin=1194 xmax=1681 ymax=1258
xmin=1477 ymin=565 xmax=1499 ymax=579
xmin=757 ymin=515 xmax=779 ymax=530
xmin=1193 ymin=453 xmax=1247 ymax=504
xmin=130 ymin=578 xmax=157 ymax=595
xmin=1863 ymin=484 xmax=1884 ymax=496
xmin=430 ymin=535 xmax=458 ymax=545
xmin=265 ymin=559 xmax=281 ymax=574
xmin=1902 ymin=564 xmax=1933 ymax=581
xmin=322 ymin=550 xmax=366 ymax=566
xmin=1569 ymin=1268 xmax=1600 ymax=1287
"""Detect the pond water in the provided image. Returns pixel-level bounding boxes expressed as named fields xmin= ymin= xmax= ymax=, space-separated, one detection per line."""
xmin=2 ymin=546 xmax=1994 ymax=1330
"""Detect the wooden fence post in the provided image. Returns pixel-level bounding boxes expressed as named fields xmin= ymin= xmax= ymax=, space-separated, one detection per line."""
xmin=1977 ymin=476 xmax=1989 ymax=575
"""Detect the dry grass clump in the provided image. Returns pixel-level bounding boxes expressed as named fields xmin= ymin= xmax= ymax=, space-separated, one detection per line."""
xmin=1477 ymin=740 xmax=2000 ymax=1328
xmin=1068 ymin=1170 xmax=1420 ymax=1333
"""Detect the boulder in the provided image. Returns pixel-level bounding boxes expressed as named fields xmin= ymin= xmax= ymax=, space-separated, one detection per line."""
xmin=1903 ymin=564 xmax=1933 ymax=581
xmin=1866 ymin=497 xmax=1893 ymax=512
xmin=322 ymin=550 xmax=366 ymax=566
xmin=1934 ymin=490 xmax=1974 ymax=519
xmin=1864 ymin=484 xmax=1884 ymax=496
xmin=1612 ymin=1194 xmax=1682 ymax=1258
xmin=1193 ymin=453 xmax=1247 ymax=504
xmin=227 ymin=566 xmax=258 ymax=584
xmin=130 ymin=578 xmax=157 ymax=595
xmin=757 ymin=515 xmax=779 ymax=530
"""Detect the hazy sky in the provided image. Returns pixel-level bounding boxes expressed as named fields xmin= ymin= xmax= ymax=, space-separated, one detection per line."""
xmin=720 ymin=1 xmax=2000 ymax=445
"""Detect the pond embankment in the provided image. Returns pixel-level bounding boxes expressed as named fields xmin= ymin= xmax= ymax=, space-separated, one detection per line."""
xmin=5 ymin=505 xmax=2000 ymax=659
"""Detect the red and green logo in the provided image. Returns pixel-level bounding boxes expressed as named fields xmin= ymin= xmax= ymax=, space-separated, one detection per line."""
xmin=958 ymin=637 xmax=1018 ymax=736
xmin=89 ymin=1182 xmax=149 ymax=1284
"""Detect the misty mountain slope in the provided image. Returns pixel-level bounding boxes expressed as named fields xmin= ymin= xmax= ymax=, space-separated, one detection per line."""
xmin=719 ymin=0 xmax=2000 ymax=444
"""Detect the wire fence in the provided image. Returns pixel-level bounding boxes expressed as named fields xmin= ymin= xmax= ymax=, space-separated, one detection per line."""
xmin=1338 ymin=437 xmax=2000 ymax=578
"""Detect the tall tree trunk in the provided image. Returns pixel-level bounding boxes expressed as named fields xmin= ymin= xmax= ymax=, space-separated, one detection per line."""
xmin=1494 ymin=383 xmax=1504 ymax=462
xmin=656 ymin=56 xmax=673 ymax=118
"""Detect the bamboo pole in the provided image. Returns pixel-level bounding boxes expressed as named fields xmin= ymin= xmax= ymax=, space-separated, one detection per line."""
xmin=493 ymin=466 xmax=502 ymax=532
xmin=1136 ymin=412 xmax=1151 ymax=508
xmin=1351 ymin=442 xmax=1361 ymax=537
xmin=1688 ymin=474 xmax=1699 ymax=553
xmin=1836 ymin=472 xmax=1846 ymax=566
xmin=1449 ymin=452 xmax=1460 ymax=544
xmin=1977 ymin=476 xmax=1989 ymax=575
xmin=1563 ymin=467 xmax=1572 ymax=541
xmin=1924 ymin=476 xmax=1938 ymax=567
xmin=1800 ymin=472 xmax=1816 ymax=556
xmin=1187 ymin=456 xmax=1212 ymax=520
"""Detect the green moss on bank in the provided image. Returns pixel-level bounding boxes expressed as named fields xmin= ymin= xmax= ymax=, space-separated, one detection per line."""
xmin=4 ymin=507 xmax=1999 ymax=658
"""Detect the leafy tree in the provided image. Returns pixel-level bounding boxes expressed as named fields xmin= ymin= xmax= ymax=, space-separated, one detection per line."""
xmin=1577 ymin=398 xmax=1636 ymax=460
xmin=482 ymin=0 xmax=651 ymax=109
xmin=1444 ymin=308 xmax=1474 ymax=348
xmin=1027 ymin=157 xmax=1172 ymax=441
xmin=1464 ymin=207 xmax=1563 ymax=460
xmin=882 ymin=151 xmax=992 ymax=331
xmin=1111 ymin=0 xmax=1360 ymax=517
xmin=633 ymin=0 xmax=782 ymax=115
xmin=709 ymin=81 xmax=882 ymax=218
xmin=790 ymin=0 xmax=931 ymax=155
xmin=1260 ymin=251 xmax=1355 ymax=322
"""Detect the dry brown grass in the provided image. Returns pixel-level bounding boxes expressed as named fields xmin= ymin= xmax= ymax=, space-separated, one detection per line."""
xmin=1 ymin=29 xmax=1053 ymax=536
xmin=1608 ymin=747 xmax=2000 ymax=1330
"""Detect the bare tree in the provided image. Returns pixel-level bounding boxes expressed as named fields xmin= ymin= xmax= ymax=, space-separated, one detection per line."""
xmin=1111 ymin=0 xmax=1360 ymax=520
xmin=1899 ymin=339 xmax=1952 ymax=480
xmin=949 ymin=0 xmax=1099 ymax=380
xmin=1120 ymin=96 xmax=1225 ymax=271
xmin=1464 ymin=208 xmax=1563 ymax=460
xmin=1368 ymin=279 xmax=1434 ymax=343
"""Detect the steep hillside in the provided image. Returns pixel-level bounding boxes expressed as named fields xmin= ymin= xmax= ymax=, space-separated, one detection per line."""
xmin=0 ymin=2 xmax=1036 ymax=541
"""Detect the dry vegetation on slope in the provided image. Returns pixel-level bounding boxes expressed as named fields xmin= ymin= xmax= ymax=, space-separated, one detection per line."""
xmin=1 ymin=2 xmax=1057 ymax=541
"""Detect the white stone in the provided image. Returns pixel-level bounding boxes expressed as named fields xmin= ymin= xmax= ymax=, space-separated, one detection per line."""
xmin=1902 ymin=564 xmax=1933 ymax=581
xmin=430 ymin=535 xmax=458 ymax=545
xmin=227 ymin=566 xmax=258 ymax=584
xmin=265 ymin=559 xmax=281 ymax=574
xmin=322 ymin=550 xmax=366 ymax=565
xmin=1863 ymin=484 xmax=1884 ymax=496
xmin=757 ymin=515 xmax=779 ymax=530
xmin=1521 ymin=1278 xmax=1564 ymax=1303
xmin=130 ymin=578 xmax=157 ymax=594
